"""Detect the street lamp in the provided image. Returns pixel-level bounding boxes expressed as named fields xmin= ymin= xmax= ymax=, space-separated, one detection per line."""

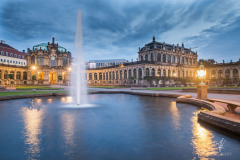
xmin=68 ymin=67 xmax=72 ymax=71
xmin=197 ymin=63 xmax=206 ymax=85
xmin=197 ymin=62 xmax=208 ymax=99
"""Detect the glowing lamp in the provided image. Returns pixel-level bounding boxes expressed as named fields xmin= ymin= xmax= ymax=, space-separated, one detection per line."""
xmin=32 ymin=66 xmax=36 ymax=70
xmin=197 ymin=63 xmax=206 ymax=85
xmin=68 ymin=67 xmax=72 ymax=71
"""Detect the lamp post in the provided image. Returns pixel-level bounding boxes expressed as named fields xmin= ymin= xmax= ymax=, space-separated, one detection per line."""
xmin=197 ymin=63 xmax=208 ymax=99
xmin=31 ymin=66 xmax=37 ymax=86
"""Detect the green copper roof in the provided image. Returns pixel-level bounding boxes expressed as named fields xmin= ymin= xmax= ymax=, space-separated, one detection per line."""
xmin=33 ymin=43 xmax=67 ymax=52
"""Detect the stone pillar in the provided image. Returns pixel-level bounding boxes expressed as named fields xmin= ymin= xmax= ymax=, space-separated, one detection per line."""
xmin=197 ymin=85 xmax=208 ymax=99
xmin=230 ymin=69 xmax=233 ymax=79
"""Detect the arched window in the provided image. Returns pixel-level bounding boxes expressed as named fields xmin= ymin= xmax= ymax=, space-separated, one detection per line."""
xmin=172 ymin=56 xmax=175 ymax=63
xmin=146 ymin=68 xmax=150 ymax=76
xmin=109 ymin=72 xmax=111 ymax=80
xmin=10 ymin=53 xmax=13 ymax=57
xmin=94 ymin=73 xmax=98 ymax=80
xmin=18 ymin=55 xmax=21 ymax=58
xmin=89 ymin=73 xmax=92 ymax=80
xmin=103 ymin=73 xmax=105 ymax=80
xmin=16 ymin=71 xmax=21 ymax=80
xmin=218 ymin=70 xmax=223 ymax=78
xmin=99 ymin=73 xmax=102 ymax=80
xmin=177 ymin=56 xmax=180 ymax=64
xmin=124 ymin=70 xmax=127 ymax=79
xmin=172 ymin=70 xmax=176 ymax=77
xmin=23 ymin=72 xmax=27 ymax=80
xmin=163 ymin=69 xmax=166 ymax=77
xmin=112 ymin=72 xmax=115 ymax=80
xmin=157 ymin=54 xmax=161 ymax=61
xmin=224 ymin=69 xmax=230 ymax=79
xmin=4 ymin=71 xmax=8 ymax=79
xmin=151 ymin=68 xmax=155 ymax=76
xmin=106 ymin=73 xmax=108 ymax=80
xmin=145 ymin=55 xmax=148 ymax=61
xmin=163 ymin=54 xmax=166 ymax=63
xmin=138 ymin=68 xmax=142 ymax=79
xmin=120 ymin=71 xmax=123 ymax=80
xmin=168 ymin=55 xmax=171 ymax=63
xmin=233 ymin=69 xmax=239 ymax=79
xmin=133 ymin=69 xmax=137 ymax=79
xmin=128 ymin=69 xmax=132 ymax=79
xmin=1 ymin=51 xmax=3 ymax=55
xmin=14 ymin=54 xmax=17 ymax=58
xmin=157 ymin=69 xmax=161 ymax=77
xmin=37 ymin=55 xmax=44 ymax=65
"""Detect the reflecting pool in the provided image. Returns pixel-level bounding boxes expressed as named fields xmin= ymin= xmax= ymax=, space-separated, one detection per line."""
xmin=0 ymin=94 xmax=239 ymax=160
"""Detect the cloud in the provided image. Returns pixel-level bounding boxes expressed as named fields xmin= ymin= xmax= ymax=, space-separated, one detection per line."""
xmin=0 ymin=0 xmax=240 ymax=62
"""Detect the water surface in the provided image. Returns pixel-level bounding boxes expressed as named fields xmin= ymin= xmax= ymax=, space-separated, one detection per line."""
xmin=0 ymin=94 xmax=239 ymax=160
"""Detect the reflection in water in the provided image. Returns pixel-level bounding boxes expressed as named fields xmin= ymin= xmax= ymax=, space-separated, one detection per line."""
xmin=61 ymin=97 xmax=73 ymax=103
xmin=61 ymin=113 xmax=76 ymax=157
xmin=47 ymin=98 xmax=53 ymax=104
xmin=21 ymin=99 xmax=44 ymax=160
xmin=192 ymin=111 xmax=218 ymax=159
xmin=169 ymin=101 xmax=180 ymax=130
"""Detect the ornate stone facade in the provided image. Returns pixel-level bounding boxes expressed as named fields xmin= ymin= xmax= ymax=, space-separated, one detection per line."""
xmin=0 ymin=38 xmax=71 ymax=86
xmin=86 ymin=37 xmax=198 ymax=86
xmin=205 ymin=60 xmax=240 ymax=86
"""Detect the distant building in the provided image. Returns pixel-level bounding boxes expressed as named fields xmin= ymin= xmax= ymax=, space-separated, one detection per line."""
xmin=0 ymin=40 xmax=27 ymax=66
xmin=88 ymin=59 xmax=128 ymax=68
xmin=0 ymin=38 xmax=71 ymax=85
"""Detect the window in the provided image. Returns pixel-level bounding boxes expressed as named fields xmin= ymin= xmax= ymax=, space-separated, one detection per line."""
xmin=0 ymin=59 xmax=2 ymax=62
xmin=168 ymin=55 xmax=171 ymax=63
xmin=10 ymin=60 xmax=12 ymax=63
xmin=31 ymin=56 xmax=35 ymax=65
xmin=18 ymin=55 xmax=21 ymax=58
xmin=14 ymin=54 xmax=17 ymax=58
xmin=172 ymin=56 xmax=175 ymax=63
xmin=37 ymin=55 xmax=44 ymax=65
xmin=7 ymin=60 xmax=9 ymax=63
xmin=157 ymin=54 xmax=161 ymax=61
xmin=6 ymin=52 xmax=8 ymax=56
xmin=1 ymin=51 xmax=3 ymax=55
xmin=10 ymin=53 xmax=13 ymax=57
xmin=22 ymin=56 xmax=24 ymax=59
xmin=50 ymin=56 xmax=56 ymax=66
xmin=163 ymin=54 xmax=166 ymax=63
xmin=4 ymin=59 xmax=6 ymax=62
xmin=63 ymin=57 xmax=68 ymax=67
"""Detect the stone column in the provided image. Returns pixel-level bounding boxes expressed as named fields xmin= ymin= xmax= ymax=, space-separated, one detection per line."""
xmin=197 ymin=85 xmax=208 ymax=99
xmin=230 ymin=69 xmax=233 ymax=79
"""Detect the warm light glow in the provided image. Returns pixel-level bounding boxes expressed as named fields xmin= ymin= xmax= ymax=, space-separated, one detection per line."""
xmin=197 ymin=70 xmax=206 ymax=78
xmin=32 ymin=66 xmax=36 ymax=70
xmin=68 ymin=67 xmax=72 ymax=71
xmin=173 ymin=73 xmax=176 ymax=77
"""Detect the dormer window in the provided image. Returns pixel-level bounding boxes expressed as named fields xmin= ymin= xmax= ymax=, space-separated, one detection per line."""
xmin=14 ymin=54 xmax=17 ymax=58
xmin=10 ymin=53 xmax=13 ymax=57
xmin=1 ymin=51 xmax=3 ymax=55
xmin=18 ymin=55 xmax=21 ymax=58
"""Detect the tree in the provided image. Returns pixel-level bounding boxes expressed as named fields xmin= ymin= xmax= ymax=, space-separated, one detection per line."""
xmin=198 ymin=59 xmax=215 ymax=66
xmin=32 ymin=75 xmax=37 ymax=86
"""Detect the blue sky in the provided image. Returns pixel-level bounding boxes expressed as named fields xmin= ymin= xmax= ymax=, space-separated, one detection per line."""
xmin=0 ymin=0 xmax=240 ymax=62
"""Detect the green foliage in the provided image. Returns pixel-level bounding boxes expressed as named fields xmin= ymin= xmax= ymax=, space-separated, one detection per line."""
xmin=58 ymin=75 xmax=63 ymax=80
xmin=130 ymin=76 xmax=135 ymax=80
xmin=198 ymin=59 xmax=215 ymax=66
xmin=32 ymin=75 xmax=37 ymax=80
xmin=8 ymin=74 xmax=14 ymax=80
xmin=139 ymin=77 xmax=143 ymax=80
xmin=16 ymin=86 xmax=61 ymax=90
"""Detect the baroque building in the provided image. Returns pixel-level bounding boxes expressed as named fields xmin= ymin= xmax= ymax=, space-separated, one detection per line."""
xmin=0 ymin=38 xmax=71 ymax=85
xmin=205 ymin=60 xmax=240 ymax=86
xmin=86 ymin=36 xmax=198 ymax=86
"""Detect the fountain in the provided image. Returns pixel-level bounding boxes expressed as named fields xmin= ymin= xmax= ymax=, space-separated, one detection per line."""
xmin=70 ymin=10 xmax=88 ymax=105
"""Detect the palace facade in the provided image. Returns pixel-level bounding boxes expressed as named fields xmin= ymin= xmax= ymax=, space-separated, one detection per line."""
xmin=0 ymin=38 xmax=71 ymax=85
xmin=205 ymin=60 xmax=240 ymax=86
xmin=86 ymin=37 xmax=199 ymax=86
